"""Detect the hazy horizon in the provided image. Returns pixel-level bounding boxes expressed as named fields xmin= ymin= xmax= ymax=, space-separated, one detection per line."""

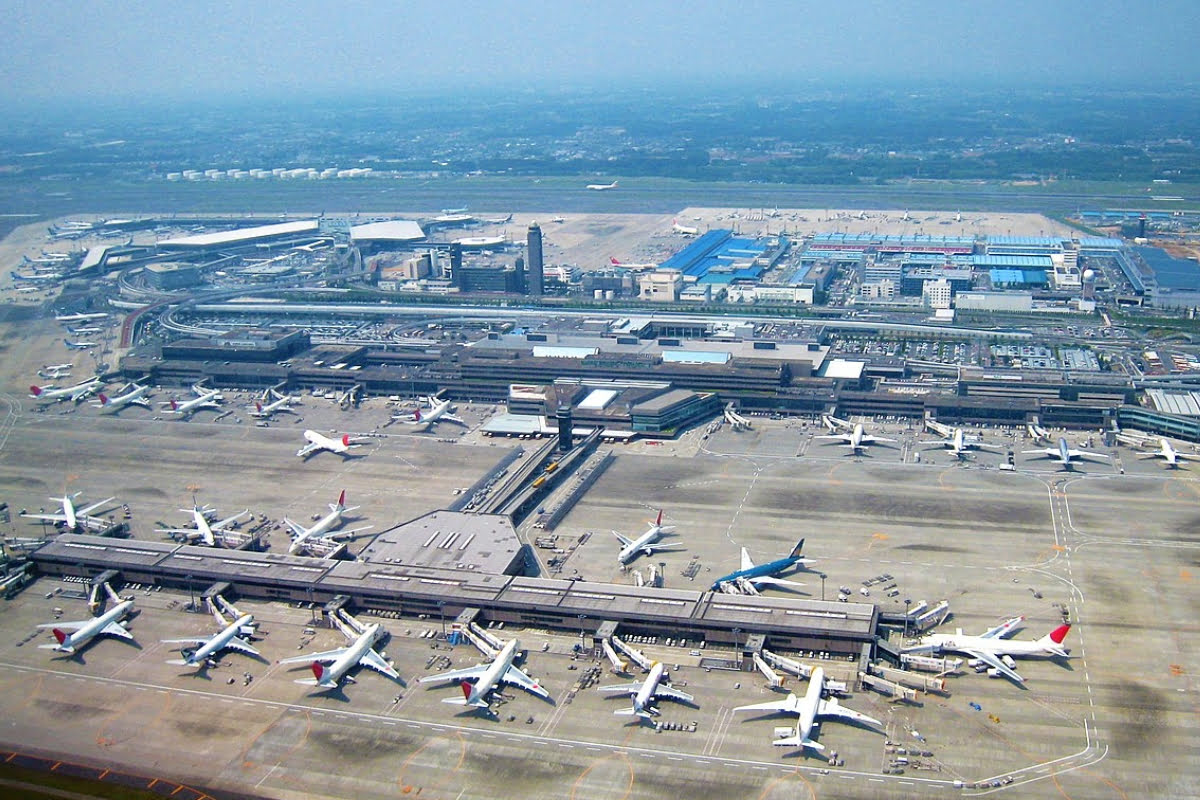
xmin=3 ymin=1 xmax=1199 ymax=109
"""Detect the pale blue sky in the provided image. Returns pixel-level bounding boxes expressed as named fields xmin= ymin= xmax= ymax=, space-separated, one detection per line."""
xmin=2 ymin=0 xmax=1197 ymax=106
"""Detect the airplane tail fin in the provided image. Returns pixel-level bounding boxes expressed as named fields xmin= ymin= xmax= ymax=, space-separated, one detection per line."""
xmin=442 ymin=681 xmax=488 ymax=707
xmin=789 ymin=539 xmax=805 ymax=559
xmin=52 ymin=628 xmax=68 ymax=645
xmin=97 ymin=393 xmax=109 ymax=405
xmin=610 ymin=257 xmax=621 ymax=265
xmin=255 ymin=402 xmax=262 ymax=412
xmin=311 ymin=662 xmax=325 ymax=682
xmin=29 ymin=385 xmax=42 ymax=396
xmin=654 ymin=510 xmax=663 ymax=527
xmin=1041 ymin=623 xmax=1072 ymax=654
xmin=170 ymin=399 xmax=179 ymax=411
xmin=341 ymin=434 xmax=350 ymax=447
xmin=336 ymin=490 xmax=346 ymax=509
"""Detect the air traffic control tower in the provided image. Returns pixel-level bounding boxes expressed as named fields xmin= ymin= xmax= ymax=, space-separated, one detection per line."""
xmin=527 ymin=222 xmax=543 ymax=298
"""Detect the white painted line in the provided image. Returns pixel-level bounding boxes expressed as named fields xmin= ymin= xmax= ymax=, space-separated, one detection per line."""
xmin=383 ymin=721 xmax=396 ymax=726
xmin=558 ymin=744 xmax=574 ymax=749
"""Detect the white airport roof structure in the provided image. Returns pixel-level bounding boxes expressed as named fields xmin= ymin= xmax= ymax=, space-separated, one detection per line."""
xmin=80 ymin=246 xmax=109 ymax=271
xmin=661 ymin=350 xmax=731 ymax=365
xmin=159 ymin=220 xmax=319 ymax=248
xmin=1146 ymin=389 xmax=1200 ymax=416
xmin=350 ymin=220 xmax=426 ymax=242
xmin=531 ymin=345 xmax=600 ymax=359
xmin=820 ymin=359 xmax=866 ymax=380
xmin=578 ymin=388 xmax=618 ymax=410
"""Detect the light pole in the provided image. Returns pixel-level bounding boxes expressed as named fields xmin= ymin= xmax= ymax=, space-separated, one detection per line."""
xmin=819 ymin=573 xmax=827 ymax=602
xmin=438 ymin=601 xmax=446 ymax=639
xmin=186 ymin=574 xmax=195 ymax=612
xmin=904 ymin=598 xmax=911 ymax=639
xmin=578 ymin=614 xmax=587 ymax=641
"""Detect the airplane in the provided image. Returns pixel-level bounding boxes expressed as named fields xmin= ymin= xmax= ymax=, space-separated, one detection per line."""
xmin=441 ymin=207 xmax=469 ymax=215
xmin=37 ymin=585 xmax=135 ymax=655
xmin=38 ymin=364 xmax=72 ymax=380
xmin=711 ymin=539 xmax=811 ymax=594
xmin=163 ymin=612 xmax=260 ymax=669
xmin=420 ymin=638 xmax=549 ymax=709
xmin=21 ymin=492 xmax=116 ymax=532
xmin=155 ymin=503 xmax=248 ymax=546
xmin=396 ymin=396 xmax=465 ymax=432
xmin=29 ymin=376 xmax=102 ymax=404
xmin=1137 ymin=438 xmax=1199 ymax=468
xmin=919 ymin=425 xmax=1001 ymax=460
xmin=484 ymin=213 xmax=513 ymax=224
xmin=672 ymin=219 xmax=699 ymax=236
xmin=1022 ymin=437 xmax=1109 ymax=469
xmin=903 ymin=616 xmax=1071 ymax=684
xmin=68 ymin=326 xmax=103 ymax=335
xmin=614 ymin=510 xmax=683 ymax=565
xmin=598 ymin=661 xmax=693 ymax=720
xmin=280 ymin=614 xmax=399 ymax=691
xmin=64 ymin=338 xmax=98 ymax=350
xmin=11 ymin=271 xmax=58 ymax=283
xmin=163 ymin=384 xmax=223 ymax=418
xmin=609 ymin=257 xmax=658 ymax=270
xmin=586 ymin=180 xmax=618 ymax=191
xmin=550 ymin=216 xmax=566 ymax=224
xmin=251 ymin=389 xmax=299 ymax=418
xmin=283 ymin=490 xmax=372 ymax=555
xmin=733 ymin=666 xmax=881 ymax=754
xmin=92 ymin=383 xmax=152 ymax=414
xmin=54 ymin=312 xmax=109 ymax=323
xmin=296 ymin=429 xmax=363 ymax=459
xmin=815 ymin=415 xmax=895 ymax=454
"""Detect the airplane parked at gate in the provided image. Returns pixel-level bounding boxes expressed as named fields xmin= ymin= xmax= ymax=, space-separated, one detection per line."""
xmin=919 ymin=423 xmax=1001 ymax=460
xmin=54 ymin=312 xmax=108 ymax=323
xmin=155 ymin=502 xmax=248 ymax=547
xmin=38 ymin=583 xmax=135 ymax=655
xmin=1137 ymin=438 xmax=1199 ymax=468
xmin=22 ymin=492 xmax=116 ymax=532
xmin=711 ymin=539 xmax=811 ymax=594
xmin=163 ymin=384 xmax=223 ymax=418
xmin=816 ymin=415 xmax=895 ymax=454
xmin=280 ymin=613 xmax=399 ymax=692
xmin=421 ymin=638 xmax=549 ymax=709
xmin=599 ymin=661 xmax=693 ymax=720
xmin=284 ymin=490 xmax=371 ymax=555
xmin=902 ymin=615 xmax=1071 ymax=684
xmin=93 ymin=383 xmax=152 ymax=414
xmin=163 ymin=611 xmax=260 ymax=670
xmin=251 ymin=389 xmax=299 ymax=419
xmin=1022 ymin=437 xmax=1109 ymax=469
xmin=63 ymin=338 xmax=97 ymax=350
xmin=29 ymin=376 xmax=101 ymax=404
xmin=395 ymin=396 xmax=465 ymax=432
xmin=614 ymin=510 xmax=683 ymax=565
xmin=733 ymin=667 xmax=881 ymax=754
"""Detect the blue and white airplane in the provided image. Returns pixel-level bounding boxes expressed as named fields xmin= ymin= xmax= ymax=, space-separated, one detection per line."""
xmin=1022 ymin=437 xmax=1109 ymax=469
xmin=711 ymin=540 xmax=812 ymax=594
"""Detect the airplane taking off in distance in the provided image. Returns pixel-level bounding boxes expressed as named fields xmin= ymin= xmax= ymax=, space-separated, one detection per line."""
xmin=815 ymin=415 xmax=895 ymax=454
xmin=598 ymin=661 xmax=693 ymax=720
xmin=1022 ymin=437 xmax=1109 ymax=469
xmin=711 ymin=539 xmax=811 ymax=594
xmin=903 ymin=615 xmax=1071 ymax=684
xmin=614 ymin=510 xmax=683 ymax=565
xmin=421 ymin=638 xmax=549 ymax=709
xmin=296 ymin=430 xmax=362 ymax=459
xmin=1137 ymin=438 xmax=1198 ymax=468
xmin=733 ymin=666 xmax=881 ymax=754
xmin=586 ymin=180 xmax=618 ymax=190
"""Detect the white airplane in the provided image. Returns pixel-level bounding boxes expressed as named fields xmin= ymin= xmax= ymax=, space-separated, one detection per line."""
xmin=163 ymin=384 xmax=223 ymax=418
xmin=252 ymin=389 xmax=299 ymax=418
xmin=733 ymin=666 xmax=881 ymax=753
xmin=297 ymin=429 xmax=363 ymax=459
xmin=63 ymin=338 xmax=98 ymax=350
xmin=614 ymin=510 xmax=682 ymax=565
xmin=163 ymin=613 xmax=260 ymax=669
xmin=420 ymin=638 xmax=549 ymax=709
xmin=284 ymin=490 xmax=372 ymax=555
xmin=22 ymin=492 xmax=116 ymax=532
xmin=68 ymin=326 xmax=103 ymax=335
xmin=815 ymin=415 xmax=895 ymax=454
xmin=919 ymin=426 xmax=1001 ymax=460
xmin=551 ymin=215 xmax=566 ymax=224
xmin=155 ymin=503 xmax=248 ymax=546
xmin=672 ymin=218 xmax=700 ymax=236
xmin=92 ymin=383 xmax=152 ymax=414
xmin=29 ymin=376 xmax=102 ymax=404
xmin=280 ymin=616 xmax=399 ymax=691
xmin=609 ymin=256 xmax=658 ymax=270
xmin=1022 ymin=437 xmax=1109 ymax=468
xmin=599 ymin=661 xmax=693 ymax=720
xmin=54 ymin=312 xmax=108 ymax=323
xmin=38 ymin=365 xmax=72 ymax=380
xmin=38 ymin=590 xmax=135 ymax=655
xmin=1137 ymin=438 xmax=1199 ymax=468
xmin=396 ymin=396 xmax=464 ymax=431
xmin=903 ymin=616 xmax=1071 ymax=684
xmin=586 ymin=180 xmax=618 ymax=191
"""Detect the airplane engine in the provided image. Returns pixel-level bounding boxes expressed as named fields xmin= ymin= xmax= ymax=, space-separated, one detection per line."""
xmin=1001 ymin=655 xmax=1017 ymax=669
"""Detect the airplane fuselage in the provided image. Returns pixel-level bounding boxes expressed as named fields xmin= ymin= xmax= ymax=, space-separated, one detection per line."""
xmin=796 ymin=667 xmax=824 ymax=743
xmin=711 ymin=554 xmax=802 ymax=591
xmin=317 ymin=624 xmax=383 ymax=688
xmin=50 ymin=600 xmax=133 ymax=653
xmin=181 ymin=615 xmax=255 ymax=665
xmin=617 ymin=527 xmax=664 ymax=564
xmin=631 ymin=661 xmax=666 ymax=715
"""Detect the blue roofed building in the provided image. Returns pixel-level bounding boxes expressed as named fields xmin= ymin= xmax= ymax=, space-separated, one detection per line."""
xmin=656 ymin=230 xmax=788 ymax=286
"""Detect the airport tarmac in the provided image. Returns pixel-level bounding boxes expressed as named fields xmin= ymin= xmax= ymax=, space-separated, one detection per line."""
xmin=0 ymin=326 xmax=1197 ymax=797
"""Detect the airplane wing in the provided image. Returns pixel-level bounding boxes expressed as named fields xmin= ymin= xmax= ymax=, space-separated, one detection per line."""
xmin=282 ymin=518 xmax=309 ymax=538
xmin=358 ymin=648 xmax=400 ymax=679
xmin=773 ymin=731 xmax=823 ymax=750
xmin=816 ymin=697 xmax=881 ymax=728
xmin=1020 ymin=448 xmax=1052 ymax=456
xmin=751 ymin=576 xmax=805 ymax=589
xmin=613 ymin=531 xmax=633 ymax=547
xmin=733 ymin=694 xmax=799 ymax=714
xmin=321 ymin=524 xmax=373 ymax=541
xmin=279 ymin=647 xmax=349 ymax=665
xmin=739 ymin=548 xmax=755 ymax=571
xmin=963 ymin=649 xmax=1024 ymax=683
xmin=981 ymin=617 xmax=1024 ymax=639
xmin=225 ymin=638 xmax=261 ymax=657
xmin=161 ymin=637 xmax=209 ymax=646
xmin=213 ymin=510 xmax=249 ymax=530
xmin=76 ymin=497 xmax=116 ymax=516
xmin=442 ymin=414 xmax=466 ymax=425
xmin=296 ymin=442 xmax=321 ymax=458
xmin=655 ymin=685 xmax=693 ymax=704
xmin=419 ymin=664 xmax=488 ymax=684
xmin=814 ymin=434 xmax=847 ymax=442
xmin=642 ymin=543 xmax=684 ymax=555
xmin=867 ymin=435 xmax=897 ymax=444
xmin=501 ymin=664 xmax=549 ymax=699
xmin=597 ymin=681 xmax=641 ymax=694
xmin=22 ymin=512 xmax=67 ymax=525
xmin=38 ymin=619 xmax=91 ymax=631
xmin=100 ymin=621 xmax=134 ymax=640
